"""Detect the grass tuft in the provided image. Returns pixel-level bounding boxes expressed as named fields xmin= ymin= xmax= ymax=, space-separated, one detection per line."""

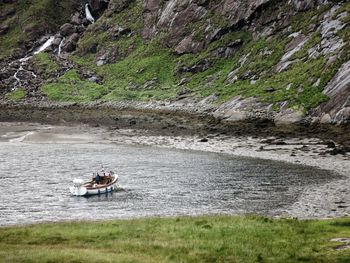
xmin=41 ymin=70 xmax=108 ymax=102
xmin=5 ymin=88 xmax=26 ymax=101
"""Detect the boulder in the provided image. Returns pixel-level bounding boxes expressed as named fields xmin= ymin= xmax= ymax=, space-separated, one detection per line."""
xmin=177 ymin=59 xmax=211 ymax=74
xmin=274 ymin=109 xmax=304 ymax=125
xmin=52 ymin=36 xmax=62 ymax=47
xmin=95 ymin=46 xmax=119 ymax=66
xmin=71 ymin=12 xmax=82 ymax=25
xmin=60 ymin=23 xmax=76 ymax=37
xmin=108 ymin=26 xmax=131 ymax=40
xmin=62 ymin=33 xmax=80 ymax=52
xmin=213 ymin=96 xmax=255 ymax=121
xmin=174 ymin=36 xmax=204 ymax=55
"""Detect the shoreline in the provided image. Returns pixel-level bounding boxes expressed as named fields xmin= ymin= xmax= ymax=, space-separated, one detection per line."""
xmin=0 ymin=121 xmax=349 ymax=219
xmin=0 ymin=101 xmax=349 ymax=146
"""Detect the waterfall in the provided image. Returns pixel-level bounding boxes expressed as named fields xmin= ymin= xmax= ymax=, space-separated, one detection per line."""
xmin=8 ymin=35 xmax=54 ymax=92
xmin=12 ymin=65 xmax=37 ymax=90
xmin=34 ymin=36 xmax=55 ymax=55
xmin=85 ymin=4 xmax=95 ymax=23
xmin=19 ymin=56 xmax=32 ymax=63
xmin=58 ymin=37 xmax=65 ymax=56
xmin=13 ymin=66 xmax=23 ymax=88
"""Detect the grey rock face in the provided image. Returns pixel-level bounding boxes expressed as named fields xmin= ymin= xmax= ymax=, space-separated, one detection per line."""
xmin=275 ymin=33 xmax=309 ymax=72
xmin=314 ymin=61 xmax=350 ymax=123
xmin=215 ymin=0 xmax=271 ymax=25
xmin=291 ymin=0 xmax=315 ymax=11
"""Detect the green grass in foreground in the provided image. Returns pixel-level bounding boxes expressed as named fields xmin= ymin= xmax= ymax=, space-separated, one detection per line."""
xmin=0 ymin=216 xmax=349 ymax=263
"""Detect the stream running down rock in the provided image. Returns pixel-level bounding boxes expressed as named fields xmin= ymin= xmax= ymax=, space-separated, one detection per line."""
xmin=4 ymin=36 xmax=55 ymax=95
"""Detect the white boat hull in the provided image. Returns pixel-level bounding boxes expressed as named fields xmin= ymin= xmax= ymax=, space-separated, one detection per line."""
xmin=70 ymin=175 xmax=118 ymax=196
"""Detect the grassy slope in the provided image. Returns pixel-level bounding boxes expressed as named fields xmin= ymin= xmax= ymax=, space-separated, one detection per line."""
xmin=0 ymin=216 xmax=350 ymax=262
xmin=41 ymin=1 xmax=350 ymax=112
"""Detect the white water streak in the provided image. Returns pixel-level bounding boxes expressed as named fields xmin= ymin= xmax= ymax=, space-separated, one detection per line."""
xmin=85 ymin=4 xmax=95 ymax=23
xmin=58 ymin=37 xmax=65 ymax=56
xmin=13 ymin=66 xmax=23 ymax=88
xmin=34 ymin=36 xmax=55 ymax=55
xmin=9 ymin=132 xmax=35 ymax=143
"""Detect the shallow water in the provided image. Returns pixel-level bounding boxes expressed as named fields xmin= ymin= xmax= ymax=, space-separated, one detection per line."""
xmin=0 ymin=130 xmax=339 ymax=226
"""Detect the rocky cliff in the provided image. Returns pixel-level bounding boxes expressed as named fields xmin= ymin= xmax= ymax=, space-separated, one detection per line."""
xmin=0 ymin=0 xmax=349 ymax=125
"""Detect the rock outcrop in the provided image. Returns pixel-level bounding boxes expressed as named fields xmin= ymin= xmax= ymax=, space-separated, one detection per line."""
xmin=313 ymin=61 xmax=350 ymax=123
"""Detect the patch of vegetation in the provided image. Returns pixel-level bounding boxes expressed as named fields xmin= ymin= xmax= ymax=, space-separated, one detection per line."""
xmin=108 ymin=0 xmax=144 ymax=32
xmin=5 ymin=88 xmax=26 ymax=101
xmin=76 ymin=31 xmax=109 ymax=55
xmin=217 ymin=57 xmax=330 ymax=110
xmin=0 ymin=22 xmax=25 ymax=59
xmin=41 ymin=70 xmax=108 ymax=102
xmin=32 ymin=53 xmax=59 ymax=78
xmin=0 ymin=216 xmax=349 ymax=262
xmin=290 ymin=4 xmax=330 ymax=34
xmin=74 ymin=33 xmax=179 ymax=101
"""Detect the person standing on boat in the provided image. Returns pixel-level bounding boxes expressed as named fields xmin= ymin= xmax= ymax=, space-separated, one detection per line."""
xmin=95 ymin=173 xmax=101 ymax=184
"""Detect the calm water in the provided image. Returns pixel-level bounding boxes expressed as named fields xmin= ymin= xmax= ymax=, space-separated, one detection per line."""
xmin=0 ymin=141 xmax=337 ymax=226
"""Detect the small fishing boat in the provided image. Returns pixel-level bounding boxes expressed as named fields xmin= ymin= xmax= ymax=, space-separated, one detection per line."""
xmin=70 ymin=170 xmax=118 ymax=196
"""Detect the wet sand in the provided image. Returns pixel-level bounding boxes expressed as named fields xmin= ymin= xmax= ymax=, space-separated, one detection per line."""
xmin=0 ymin=122 xmax=349 ymax=219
